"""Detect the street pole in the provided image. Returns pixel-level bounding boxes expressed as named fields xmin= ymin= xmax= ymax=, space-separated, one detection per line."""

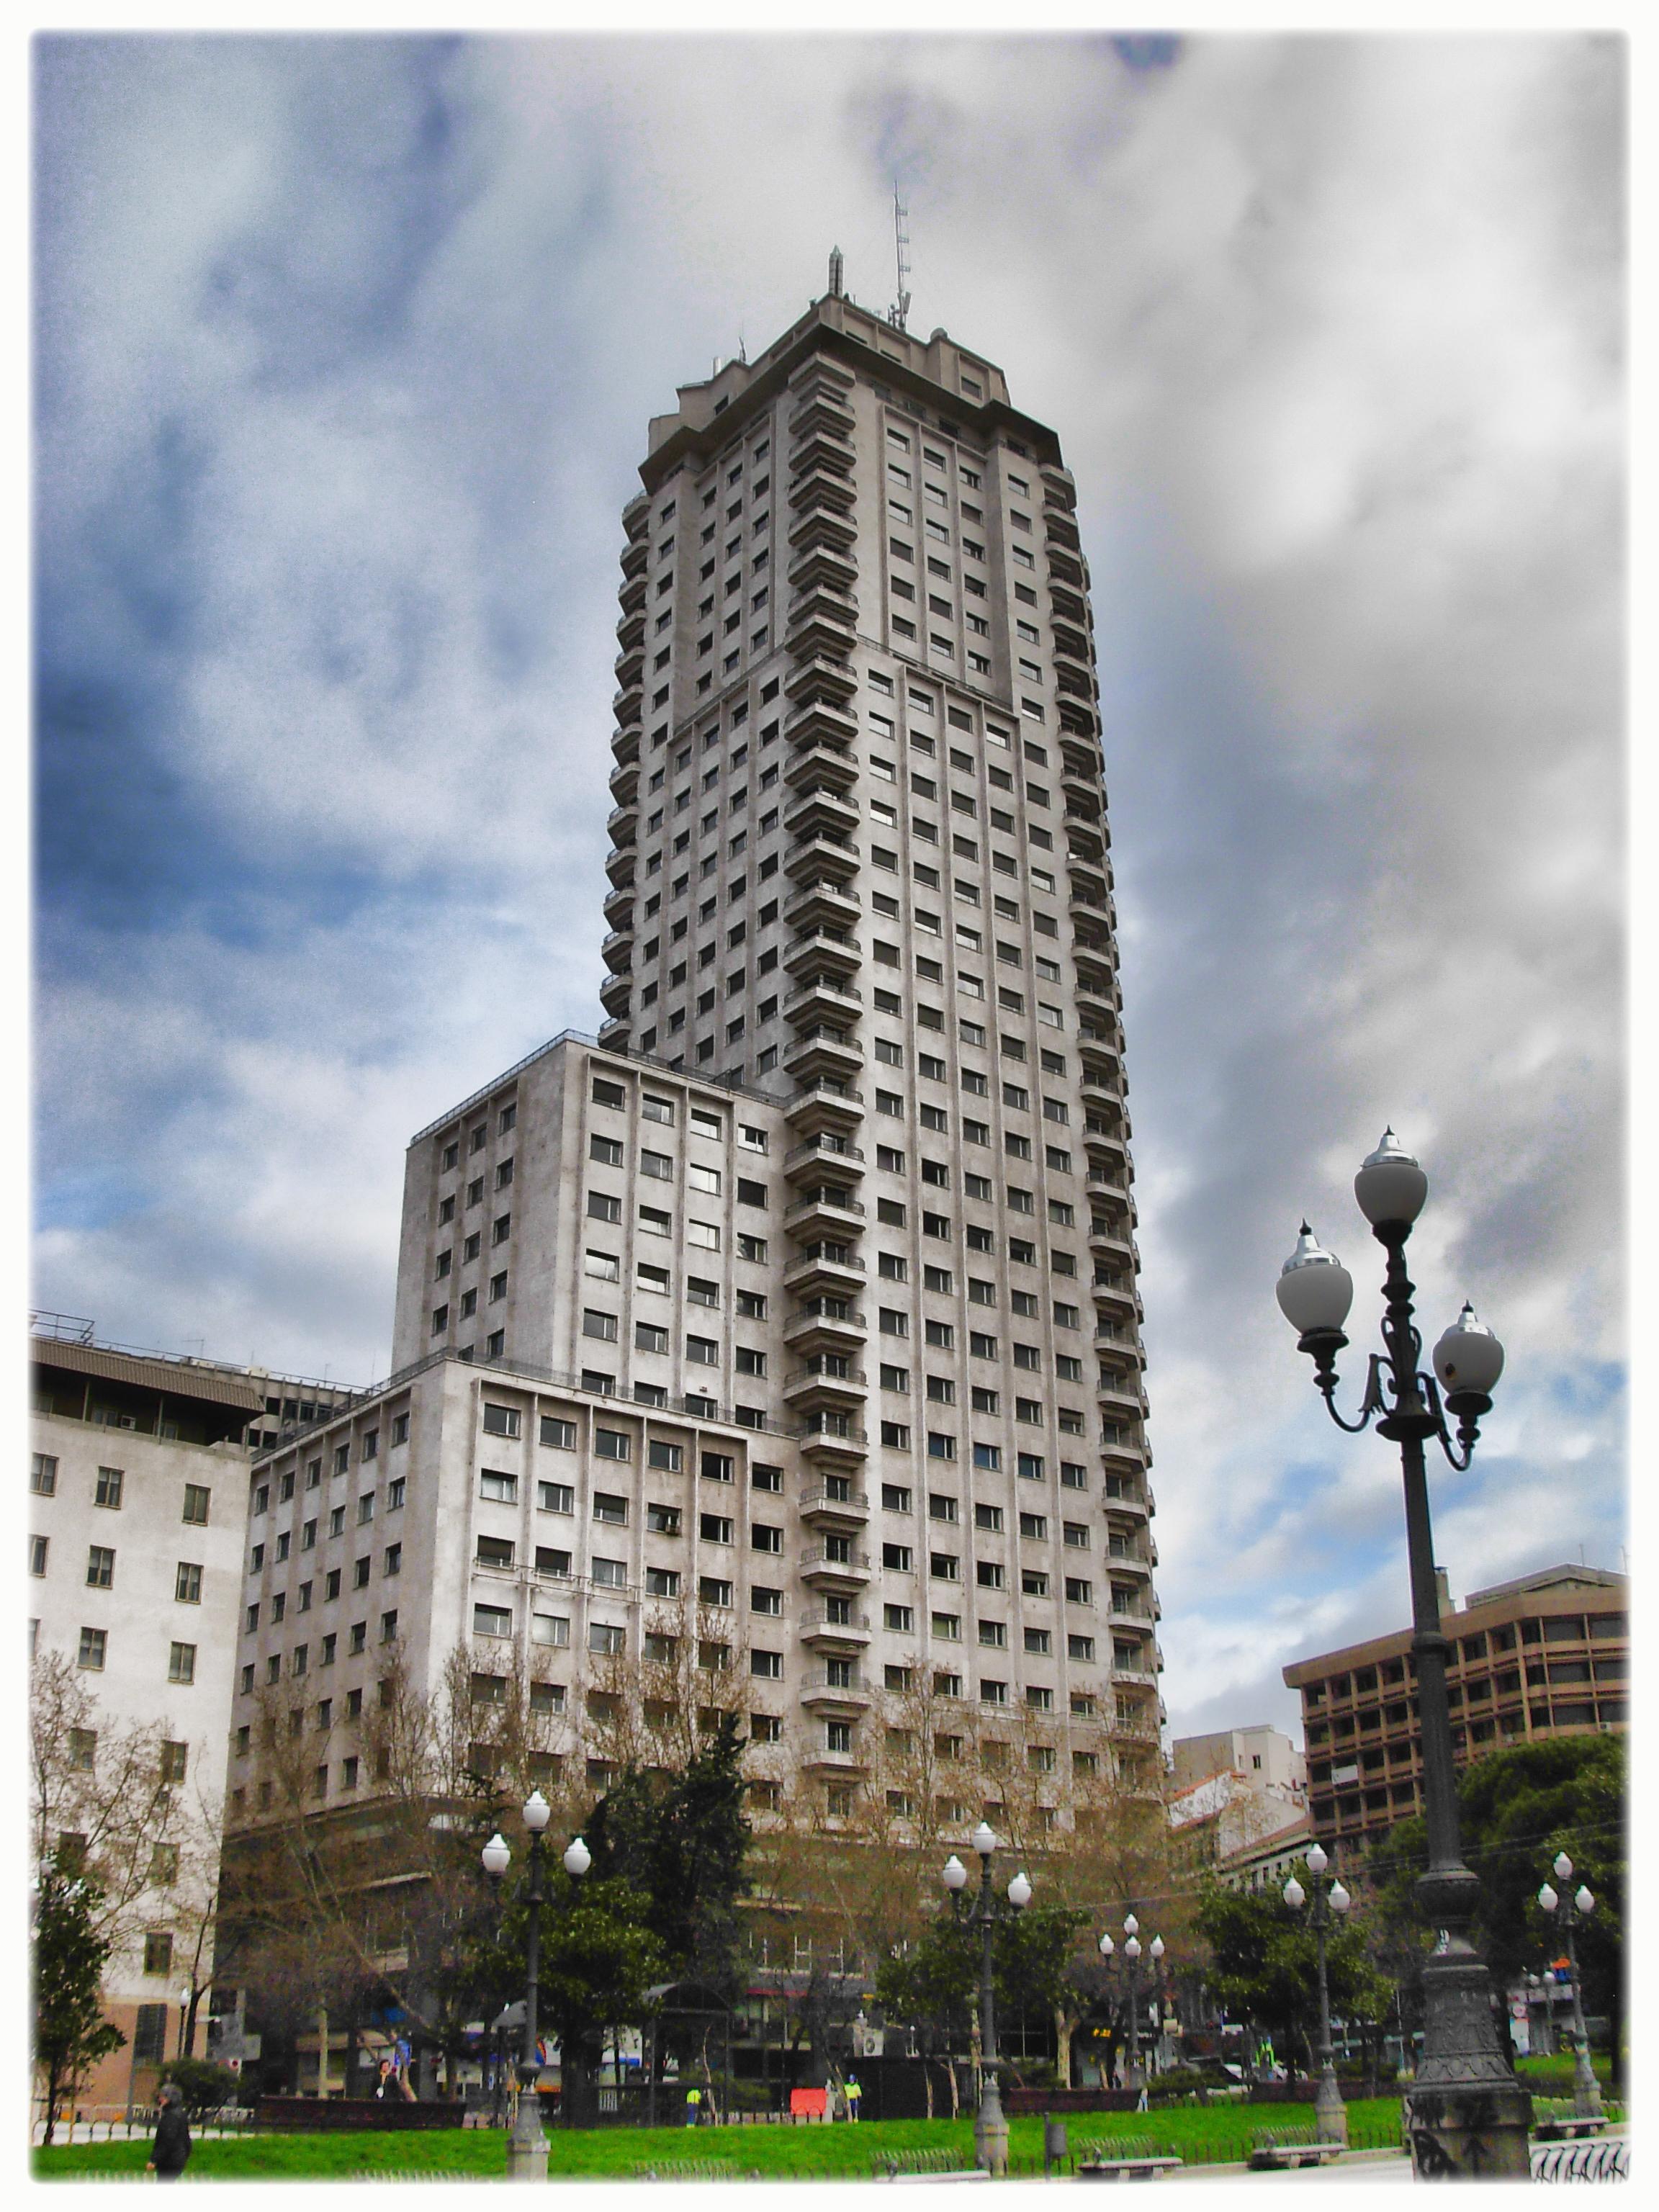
xmin=1538 ymin=1856 xmax=1602 ymax=2120
xmin=482 ymin=1802 xmax=590 ymax=2182
xmin=1285 ymin=1848 xmax=1349 ymax=2146
xmin=1277 ymin=1133 xmax=1532 ymax=2177
xmin=942 ymin=1825 xmax=1030 ymax=2176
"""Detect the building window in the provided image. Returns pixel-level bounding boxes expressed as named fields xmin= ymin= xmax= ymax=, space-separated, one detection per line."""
xmin=143 ymin=1932 xmax=174 ymax=1977
xmin=31 ymin=1454 xmax=58 ymax=1496
xmin=94 ymin=1467 xmax=124 ymax=1510
xmin=174 ymin=1562 xmax=203 ymax=1604
xmin=86 ymin=1545 xmax=114 ymax=1590
xmin=181 ymin=1483 xmax=211 ymax=1526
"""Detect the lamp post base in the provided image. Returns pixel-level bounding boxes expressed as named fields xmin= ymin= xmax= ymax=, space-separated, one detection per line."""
xmin=1404 ymin=1954 xmax=1532 ymax=2178
xmin=506 ymin=2086 xmax=549 ymax=2182
xmin=1572 ymin=2041 xmax=1604 ymax=2121
xmin=1313 ymin=2065 xmax=1348 ymax=2146
xmin=974 ymin=2077 xmax=1009 ymax=2177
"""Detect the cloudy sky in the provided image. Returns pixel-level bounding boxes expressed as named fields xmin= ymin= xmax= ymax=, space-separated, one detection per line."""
xmin=33 ymin=30 xmax=1625 ymax=1743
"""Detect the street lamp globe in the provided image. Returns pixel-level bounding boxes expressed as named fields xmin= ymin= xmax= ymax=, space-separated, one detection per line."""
xmin=1330 ymin=1884 xmax=1351 ymax=1916
xmin=522 ymin=1790 xmax=552 ymax=1833
xmin=562 ymin=1835 xmax=592 ymax=1878
xmin=1354 ymin=1128 xmax=1429 ymax=1228
xmin=1276 ymin=1226 xmax=1354 ymax=1335
xmin=1098 ymin=1931 xmax=1115 ymax=1959
xmin=1124 ymin=1936 xmax=1141 ymax=1961
xmin=1553 ymin=1852 xmax=1575 ymax=1883
xmin=1305 ymin=1842 xmax=1328 ymax=1876
xmin=971 ymin=1821 xmax=997 ymax=1859
xmin=1432 ymin=1304 xmax=1505 ymax=1402
xmin=1007 ymin=1871 xmax=1033 ymax=1910
xmin=1575 ymin=1887 xmax=1594 ymax=1917
xmin=1123 ymin=1912 xmax=1138 ymax=1938
xmin=942 ymin=1855 xmax=968 ymax=1893
xmin=1537 ymin=1883 xmax=1559 ymax=1913
xmin=1150 ymin=1936 xmax=1165 ymax=1961
xmin=481 ymin=1833 xmax=511 ymax=1880
xmin=1283 ymin=1876 xmax=1306 ymax=1910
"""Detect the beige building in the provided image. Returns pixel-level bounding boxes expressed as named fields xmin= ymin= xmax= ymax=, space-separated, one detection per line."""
xmin=30 ymin=1321 xmax=265 ymax=2108
xmin=1283 ymin=1564 xmax=1627 ymax=1867
xmin=230 ymin=277 xmax=1161 ymax=1847
xmin=1170 ymin=1724 xmax=1305 ymax=1798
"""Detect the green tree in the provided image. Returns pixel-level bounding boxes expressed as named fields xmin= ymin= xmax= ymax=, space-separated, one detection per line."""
xmin=1364 ymin=1734 xmax=1626 ymax=2084
xmin=33 ymin=1860 xmax=126 ymax=2144
xmin=584 ymin=1714 xmax=752 ymax=1992
xmin=1191 ymin=1877 xmax=1388 ymax=2078
xmin=876 ymin=1910 xmax=977 ymax=2116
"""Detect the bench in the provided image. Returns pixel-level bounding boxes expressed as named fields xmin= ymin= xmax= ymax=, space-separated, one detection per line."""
xmin=634 ymin=2162 xmax=743 ymax=2181
xmin=1532 ymin=2099 xmax=1608 ymax=2141
xmin=876 ymin=2149 xmax=986 ymax=2182
xmin=1248 ymin=2131 xmax=1344 ymax=2170
xmin=1074 ymin=2135 xmax=1183 ymax=2180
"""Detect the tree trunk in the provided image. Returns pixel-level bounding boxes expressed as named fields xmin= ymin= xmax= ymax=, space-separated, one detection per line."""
xmin=1055 ymin=2005 xmax=1074 ymax=2089
xmin=316 ymin=2005 xmax=329 ymax=2098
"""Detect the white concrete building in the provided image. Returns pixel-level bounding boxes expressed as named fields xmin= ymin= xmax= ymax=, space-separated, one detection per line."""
xmin=229 ymin=280 xmax=1162 ymax=1836
xmin=1170 ymin=1725 xmax=1306 ymax=1799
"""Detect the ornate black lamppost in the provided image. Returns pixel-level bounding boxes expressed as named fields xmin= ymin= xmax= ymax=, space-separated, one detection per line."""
xmin=1537 ymin=1853 xmax=1601 ymax=2118
xmin=482 ymin=1795 xmax=590 ymax=2181
xmin=1097 ymin=1917 xmax=1163 ymax=2088
xmin=1277 ymin=1128 xmax=1530 ymax=2177
xmin=942 ymin=1822 xmax=1032 ymax=2175
xmin=1284 ymin=1844 xmax=1352 ymax=2144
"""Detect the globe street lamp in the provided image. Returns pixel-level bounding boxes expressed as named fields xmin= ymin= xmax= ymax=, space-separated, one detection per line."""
xmin=1277 ymin=1130 xmax=1530 ymax=2177
xmin=1537 ymin=1853 xmax=1601 ymax=2118
xmin=943 ymin=1823 xmax=1031 ymax=2174
xmin=1283 ymin=1844 xmax=1352 ymax=2144
xmin=1097 ymin=1917 xmax=1162 ymax=2089
xmin=482 ymin=1797 xmax=591 ymax=2181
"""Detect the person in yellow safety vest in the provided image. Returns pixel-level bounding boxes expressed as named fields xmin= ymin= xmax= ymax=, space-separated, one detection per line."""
xmin=845 ymin=2074 xmax=862 ymax=2122
xmin=684 ymin=2085 xmax=702 ymax=2128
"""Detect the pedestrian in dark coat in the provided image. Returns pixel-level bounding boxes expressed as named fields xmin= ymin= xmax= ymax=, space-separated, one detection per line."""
xmin=147 ymin=2083 xmax=191 ymax=2181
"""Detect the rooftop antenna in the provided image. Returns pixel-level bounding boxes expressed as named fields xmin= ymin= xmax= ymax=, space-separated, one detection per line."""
xmin=889 ymin=188 xmax=912 ymax=332
xmin=827 ymin=244 xmax=844 ymax=298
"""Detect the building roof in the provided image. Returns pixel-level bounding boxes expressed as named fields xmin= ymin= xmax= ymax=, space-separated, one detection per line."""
xmin=1282 ymin=1567 xmax=1627 ymax=1687
xmin=31 ymin=1333 xmax=266 ymax=1419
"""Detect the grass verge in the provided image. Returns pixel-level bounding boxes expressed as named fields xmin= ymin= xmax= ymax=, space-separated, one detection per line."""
xmin=33 ymin=2102 xmax=1411 ymax=2181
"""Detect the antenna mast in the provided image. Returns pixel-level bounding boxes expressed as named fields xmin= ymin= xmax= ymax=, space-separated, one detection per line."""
xmin=889 ymin=188 xmax=912 ymax=332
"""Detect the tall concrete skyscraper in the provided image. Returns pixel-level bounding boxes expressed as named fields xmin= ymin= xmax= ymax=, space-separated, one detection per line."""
xmin=230 ymin=282 xmax=1160 ymax=1872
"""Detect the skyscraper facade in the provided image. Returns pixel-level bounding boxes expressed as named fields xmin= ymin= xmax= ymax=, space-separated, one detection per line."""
xmin=231 ymin=284 xmax=1161 ymax=1864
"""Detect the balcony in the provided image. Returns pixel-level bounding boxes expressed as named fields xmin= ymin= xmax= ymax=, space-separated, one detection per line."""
xmin=783 ymin=1246 xmax=866 ymax=1304
xmin=783 ymin=977 xmax=863 ymax=1030
xmin=783 ymin=1027 xmax=864 ymax=1084
xmin=617 ymin=575 xmax=648 ymax=619
xmin=799 ymin=1606 xmax=871 ymax=1650
xmin=799 ymin=1421 xmax=869 ymax=1467
xmin=785 ymin=736 xmax=858 ymax=793
xmin=799 ymin=1482 xmax=870 ymax=1531
xmin=1068 ymin=853 xmax=1110 ymax=901
xmin=602 ymin=885 xmax=634 ymax=928
xmin=598 ymin=971 xmax=631 ymax=1019
xmin=600 ymin=925 xmax=634 ymax=976
xmin=799 ymin=1542 xmax=871 ymax=1589
xmin=611 ymin=722 xmax=640 ymax=768
xmin=783 ymin=1364 xmax=868 ymax=1412
xmin=783 ymin=785 xmax=859 ymax=842
xmin=788 ymin=425 xmax=856 ymax=480
xmin=1090 ymin=1274 xmax=1138 ymax=1321
xmin=784 ymin=1132 xmax=866 ymax=1179
xmin=604 ymin=847 xmax=636 ymax=889
xmin=1058 ymin=698 xmax=1102 ymax=744
xmin=785 ymin=693 xmax=860 ymax=749
xmin=620 ymin=540 xmax=649 ymax=580
xmin=786 ymin=598 xmax=859 ymax=662
xmin=1074 ymin=982 xmax=1120 ymax=1029
xmin=788 ymin=539 xmax=858 ymax=597
xmin=784 ymin=830 xmax=860 ymax=885
xmin=788 ymin=462 xmax=857 ymax=517
xmin=613 ymin=645 xmax=644 ymax=690
xmin=1044 ymin=509 xmax=1082 ymax=554
xmin=1084 ymin=1134 xmax=1130 ymax=1182
xmin=788 ymin=500 xmax=858 ymax=556
xmin=784 ymin=878 xmax=860 ymax=932
xmin=1047 ymin=546 xmax=1085 ymax=590
xmin=783 ymin=1185 xmax=866 ymax=1236
xmin=788 ymin=387 xmax=856 ymax=441
xmin=597 ymin=1016 xmax=631 ymax=1051
xmin=783 ymin=927 xmax=861 ymax=980
xmin=1097 ymin=1376 xmax=1148 ymax=1422
xmin=606 ymin=804 xmax=638 ymax=848
xmin=615 ymin=608 xmax=646 ymax=653
xmin=784 ymin=653 xmax=859 ymax=708
xmin=613 ymin=685 xmax=642 ymax=729
xmin=786 ymin=1077 xmax=864 ymax=1137
xmin=783 ymin=1302 xmax=867 ymax=1352
xmin=799 ymin=1744 xmax=868 ymax=1773
xmin=799 ymin=1671 xmax=872 ymax=1713
xmin=608 ymin=757 xmax=639 ymax=806
xmin=1080 ymin=1075 xmax=1125 ymax=1118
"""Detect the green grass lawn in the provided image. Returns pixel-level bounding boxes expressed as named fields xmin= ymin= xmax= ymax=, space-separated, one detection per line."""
xmin=32 ymin=2102 xmax=1410 ymax=2182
